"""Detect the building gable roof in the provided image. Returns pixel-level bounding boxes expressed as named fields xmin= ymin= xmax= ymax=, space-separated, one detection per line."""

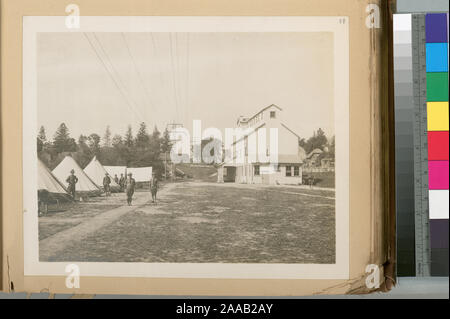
xmin=238 ymin=104 xmax=283 ymax=125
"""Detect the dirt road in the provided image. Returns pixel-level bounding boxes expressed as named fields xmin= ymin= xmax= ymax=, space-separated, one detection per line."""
xmin=39 ymin=184 xmax=175 ymax=260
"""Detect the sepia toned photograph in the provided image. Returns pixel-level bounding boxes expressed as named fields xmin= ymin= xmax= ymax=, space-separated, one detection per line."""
xmin=23 ymin=16 xmax=349 ymax=279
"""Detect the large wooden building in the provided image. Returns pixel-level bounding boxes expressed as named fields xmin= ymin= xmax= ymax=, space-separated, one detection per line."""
xmin=217 ymin=104 xmax=306 ymax=185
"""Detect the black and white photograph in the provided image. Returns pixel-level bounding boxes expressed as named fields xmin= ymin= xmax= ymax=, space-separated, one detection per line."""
xmin=23 ymin=16 xmax=349 ymax=279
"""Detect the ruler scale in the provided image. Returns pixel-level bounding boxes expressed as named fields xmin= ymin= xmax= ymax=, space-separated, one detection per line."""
xmin=412 ymin=14 xmax=431 ymax=276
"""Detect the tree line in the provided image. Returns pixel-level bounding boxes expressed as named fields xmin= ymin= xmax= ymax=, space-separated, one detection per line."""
xmin=38 ymin=123 xmax=335 ymax=174
xmin=37 ymin=122 xmax=172 ymax=178
xmin=299 ymin=128 xmax=335 ymax=163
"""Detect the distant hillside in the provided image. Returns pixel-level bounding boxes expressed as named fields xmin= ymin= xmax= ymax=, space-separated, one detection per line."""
xmin=175 ymin=163 xmax=217 ymax=182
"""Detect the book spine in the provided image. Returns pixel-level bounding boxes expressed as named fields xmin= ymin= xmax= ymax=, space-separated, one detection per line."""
xmin=369 ymin=0 xmax=396 ymax=291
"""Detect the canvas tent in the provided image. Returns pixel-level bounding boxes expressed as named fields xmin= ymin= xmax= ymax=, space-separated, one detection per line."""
xmin=52 ymin=156 xmax=101 ymax=194
xmin=126 ymin=167 xmax=152 ymax=183
xmin=104 ymin=165 xmax=127 ymax=179
xmin=38 ymin=159 xmax=69 ymax=197
xmin=83 ymin=156 xmax=120 ymax=191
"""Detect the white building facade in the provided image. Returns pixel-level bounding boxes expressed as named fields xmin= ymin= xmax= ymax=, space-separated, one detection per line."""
xmin=218 ymin=104 xmax=306 ymax=185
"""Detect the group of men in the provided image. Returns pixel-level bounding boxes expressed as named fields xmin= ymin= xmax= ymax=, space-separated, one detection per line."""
xmin=65 ymin=169 xmax=158 ymax=206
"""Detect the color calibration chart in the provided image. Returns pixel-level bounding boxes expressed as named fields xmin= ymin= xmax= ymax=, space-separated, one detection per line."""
xmin=425 ymin=13 xmax=449 ymax=276
xmin=394 ymin=13 xmax=449 ymax=276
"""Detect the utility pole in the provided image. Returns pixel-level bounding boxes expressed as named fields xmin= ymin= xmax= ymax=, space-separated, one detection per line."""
xmin=164 ymin=151 xmax=167 ymax=180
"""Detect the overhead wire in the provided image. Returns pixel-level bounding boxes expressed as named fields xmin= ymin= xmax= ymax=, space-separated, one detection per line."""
xmin=169 ymin=32 xmax=181 ymax=123
xmin=121 ymin=32 xmax=155 ymax=114
xmin=91 ymin=32 xmax=144 ymax=120
xmin=83 ymin=32 xmax=142 ymax=120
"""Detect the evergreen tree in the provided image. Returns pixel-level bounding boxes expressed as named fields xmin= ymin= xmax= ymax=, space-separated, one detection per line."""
xmin=149 ymin=126 xmax=162 ymax=159
xmin=38 ymin=126 xmax=47 ymax=143
xmin=53 ymin=123 xmax=77 ymax=153
xmin=135 ymin=122 xmax=150 ymax=148
xmin=124 ymin=125 xmax=134 ymax=147
xmin=161 ymin=127 xmax=172 ymax=153
xmin=79 ymin=134 xmax=88 ymax=146
xmin=328 ymin=135 xmax=335 ymax=158
xmin=152 ymin=126 xmax=161 ymax=140
xmin=103 ymin=125 xmax=112 ymax=147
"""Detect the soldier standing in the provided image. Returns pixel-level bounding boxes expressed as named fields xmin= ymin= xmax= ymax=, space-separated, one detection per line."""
xmin=125 ymin=173 xmax=136 ymax=205
xmin=66 ymin=169 xmax=78 ymax=199
xmin=103 ymin=173 xmax=112 ymax=196
xmin=119 ymin=173 xmax=125 ymax=192
xmin=150 ymin=173 xmax=159 ymax=203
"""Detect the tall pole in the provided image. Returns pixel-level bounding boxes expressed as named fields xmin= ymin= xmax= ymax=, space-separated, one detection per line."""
xmin=165 ymin=151 xmax=167 ymax=180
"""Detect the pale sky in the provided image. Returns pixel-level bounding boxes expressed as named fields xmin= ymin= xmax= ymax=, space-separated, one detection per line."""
xmin=37 ymin=32 xmax=334 ymax=141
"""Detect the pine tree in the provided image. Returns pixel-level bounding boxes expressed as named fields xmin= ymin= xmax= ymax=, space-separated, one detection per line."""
xmin=103 ymin=125 xmax=112 ymax=147
xmin=150 ymin=126 xmax=162 ymax=157
xmin=38 ymin=126 xmax=47 ymax=143
xmin=329 ymin=135 xmax=335 ymax=158
xmin=78 ymin=134 xmax=88 ymax=145
xmin=135 ymin=122 xmax=150 ymax=148
xmin=152 ymin=126 xmax=161 ymax=140
xmin=160 ymin=128 xmax=172 ymax=153
xmin=53 ymin=123 xmax=76 ymax=153
xmin=124 ymin=125 xmax=134 ymax=147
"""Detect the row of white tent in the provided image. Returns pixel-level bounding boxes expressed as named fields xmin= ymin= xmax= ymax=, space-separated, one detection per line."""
xmin=38 ymin=156 xmax=152 ymax=196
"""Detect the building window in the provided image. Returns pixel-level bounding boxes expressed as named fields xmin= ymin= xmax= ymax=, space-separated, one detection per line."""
xmin=286 ymin=165 xmax=291 ymax=176
xmin=294 ymin=166 xmax=299 ymax=176
xmin=270 ymin=111 xmax=276 ymax=118
xmin=254 ymin=165 xmax=260 ymax=176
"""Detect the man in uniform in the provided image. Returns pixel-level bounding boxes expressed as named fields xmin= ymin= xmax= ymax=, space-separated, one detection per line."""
xmin=119 ymin=173 xmax=125 ymax=192
xmin=113 ymin=174 xmax=119 ymax=185
xmin=125 ymin=172 xmax=136 ymax=205
xmin=150 ymin=172 xmax=159 ymax=203
xmin=103 ymin=173 xmax=112 ymax=196
xmin=66 ymin=169 xmax=78 ymax=199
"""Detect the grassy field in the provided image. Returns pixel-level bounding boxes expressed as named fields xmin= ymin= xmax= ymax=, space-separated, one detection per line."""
xmin=47 ymin=182 xmax=336 ymax=264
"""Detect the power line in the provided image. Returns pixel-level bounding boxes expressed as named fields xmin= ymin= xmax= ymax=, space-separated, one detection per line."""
xmin=121 ymin=32 xmax=155 ymax=113
xmin=83 ymin=32 xmax=141 ymax=119
xmin=91 ymin=33 xmax=144 ymax=119
xmin=169 ymin=32 xmax=181 ymax=122
xmin=175 ymin=33 xmax=184 ymax=124
xmin=185 ymin=33 xmax=190 ymax=126
xmin=149 ymin=33 xmax=172 ymax=112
